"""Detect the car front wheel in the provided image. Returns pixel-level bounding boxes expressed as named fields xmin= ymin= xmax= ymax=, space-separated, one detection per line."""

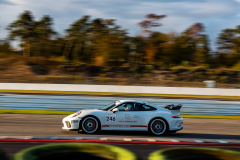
xmin=149 ymin=119 xmax=167 ymax=136
xmin=81 ymin=117 xmax=99 ymax=134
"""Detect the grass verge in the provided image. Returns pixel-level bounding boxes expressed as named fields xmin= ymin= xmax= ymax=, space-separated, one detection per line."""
xmin=0 ymin=109 xmax=239 ymax=119
xmin=0 ymin=89 xmax=240 ymax=100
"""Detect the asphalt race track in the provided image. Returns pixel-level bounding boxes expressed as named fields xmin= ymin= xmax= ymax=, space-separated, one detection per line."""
xmin=1 ymin=114 xmax=240 ymax=141
xmin=1 ymin=94 xmax=240 ymax=159
xmin=1 ymin=114 xmax=240 ymax=159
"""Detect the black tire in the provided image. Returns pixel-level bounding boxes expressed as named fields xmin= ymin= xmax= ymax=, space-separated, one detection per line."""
xmin=81 ymin=117 xmax=99 ymax=134
xmin=149 ymin=118 xmax=167 ymax=136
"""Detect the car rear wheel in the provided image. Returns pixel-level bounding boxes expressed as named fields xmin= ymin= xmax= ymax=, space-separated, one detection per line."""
xmin=81 ymin=117 xmax=99 ymax=134
xmin=149 ymin=119 xmax=167 ymax=136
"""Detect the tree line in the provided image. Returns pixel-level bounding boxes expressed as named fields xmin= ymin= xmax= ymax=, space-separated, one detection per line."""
xmin=1 ymin=10 xmax=240 ymax=69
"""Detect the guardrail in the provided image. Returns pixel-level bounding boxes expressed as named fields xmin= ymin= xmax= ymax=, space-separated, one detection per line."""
xmin=0 ymin=95 xmax=239 ymax=115
xmin=0 ymin=83 xmax=240 ymax=96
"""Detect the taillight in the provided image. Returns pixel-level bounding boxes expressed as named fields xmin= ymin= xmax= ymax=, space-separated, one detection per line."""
xmin=172 ymin=115 xmax=181 ymax=118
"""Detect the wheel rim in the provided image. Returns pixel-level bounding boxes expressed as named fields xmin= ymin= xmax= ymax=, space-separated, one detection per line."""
xmin=150 ymin=119 xmax=166 ymax=135
xmin=82 ymin=117 xmax=98 ymax=133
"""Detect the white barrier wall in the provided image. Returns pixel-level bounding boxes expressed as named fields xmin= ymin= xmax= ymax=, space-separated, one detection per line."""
xmin=0 ymin=83 xmax=239 ymax=96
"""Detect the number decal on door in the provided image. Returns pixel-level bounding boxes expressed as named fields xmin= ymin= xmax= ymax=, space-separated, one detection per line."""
xmin=106 ymin=115 xmax=116 ymax=121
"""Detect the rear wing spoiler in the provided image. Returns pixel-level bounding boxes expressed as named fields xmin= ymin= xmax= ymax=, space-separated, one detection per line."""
xmin=165 ymin=104 xmax=182 ymax=110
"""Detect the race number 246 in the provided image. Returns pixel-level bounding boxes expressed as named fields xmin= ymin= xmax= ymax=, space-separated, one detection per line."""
xmin=106 ymin=116 xmax=116 ymax=121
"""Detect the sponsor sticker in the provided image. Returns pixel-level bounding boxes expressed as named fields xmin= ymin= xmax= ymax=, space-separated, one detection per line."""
xmin=178 ymin=121 xmax=183 ymax=127
xmin=125 ymin=114 xmax=131 ymax=120
xmin=118 ymin=121 xmax=137 ymax=123
xmin=179 ymin=122 xmax=183 ymax=125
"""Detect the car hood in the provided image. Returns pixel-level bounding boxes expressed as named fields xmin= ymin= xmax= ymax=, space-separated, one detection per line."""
xmin=81 ymin=109 xmax=98 ymax=111
xmin=69 ymin=109 xmax=97 ymax=116
xmin=64 ymin=109 xmax=104 ymax=120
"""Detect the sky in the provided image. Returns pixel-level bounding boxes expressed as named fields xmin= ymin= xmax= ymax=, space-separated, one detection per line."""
xmin=1 ymin=0 xmax=240 ymax=50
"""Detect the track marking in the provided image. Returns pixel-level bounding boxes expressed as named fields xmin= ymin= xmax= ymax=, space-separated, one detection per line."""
xmin=100 ymin=137 xmax=107 ymax=140
xmin=217 ymin=140 xmax=228 ymax=143
xmin=123 ymin=138 xmax=132 ymax=141
xmin=147 ymin=139 xmax=156 ymax=142
xmin=0 ymin=136 xmax=8 ymax=139
xmin=75 ymin=137 xmax=82 ymax=140
xmin=194 ymin=139 xmax=203 ymax=143
xmin=1 ymin=117 xmax=22 ymax=119
xmin=171 ymin=139 xmax=180 ymax=142
xmin=24 ymin=136 xmax=33 ymax=139
xmin=5 ymin=136 xmax=28 ymax=139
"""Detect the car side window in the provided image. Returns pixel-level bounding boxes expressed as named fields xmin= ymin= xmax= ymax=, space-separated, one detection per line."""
xmin=116 ymin=102 xmax=136 ymax=111
xmin=116 ymin=103 xmax=126 ymax=111
xmin=140 ymin=104 xmax=157 ymax=111
xmin=134 ymin=103 xmax=142 ymax=111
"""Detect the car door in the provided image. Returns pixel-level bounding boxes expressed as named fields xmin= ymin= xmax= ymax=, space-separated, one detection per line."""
xmin=102 ymin=102 xmax=145 ymax=131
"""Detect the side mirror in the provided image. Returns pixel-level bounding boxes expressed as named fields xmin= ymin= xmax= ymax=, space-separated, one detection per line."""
xmin=112 ymin=108 xmax=119 ymax=113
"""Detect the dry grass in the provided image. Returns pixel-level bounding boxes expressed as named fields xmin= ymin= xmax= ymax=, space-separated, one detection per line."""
xmin=0 ymin=57 xmax=240 ymax=88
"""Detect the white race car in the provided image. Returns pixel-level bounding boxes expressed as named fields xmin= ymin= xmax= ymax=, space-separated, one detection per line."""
xmin=62 ymin=100 xmax=183 ymax=135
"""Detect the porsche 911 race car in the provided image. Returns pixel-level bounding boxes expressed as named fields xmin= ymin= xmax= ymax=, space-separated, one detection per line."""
xmin=62 ymin=100 xmax=183 ymax=135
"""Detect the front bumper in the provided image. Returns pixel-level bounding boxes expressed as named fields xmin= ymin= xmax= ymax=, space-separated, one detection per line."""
xmin=62 ymin=118 xmax=81 ymax=131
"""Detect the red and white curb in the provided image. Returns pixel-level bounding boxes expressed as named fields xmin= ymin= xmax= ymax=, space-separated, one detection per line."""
xmin=0 ymin=136 xmax=239 ymax=146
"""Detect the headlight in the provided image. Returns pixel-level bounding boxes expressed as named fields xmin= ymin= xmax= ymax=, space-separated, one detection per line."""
xmin=71 ymin=120 xmax=79 ymax=123
xmin=71 ymin=111 xmax=82 ymax=118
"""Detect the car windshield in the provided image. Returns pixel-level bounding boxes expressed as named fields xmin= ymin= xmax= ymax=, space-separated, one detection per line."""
xmin=99 ymin=102 xmax=116 ymax=111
